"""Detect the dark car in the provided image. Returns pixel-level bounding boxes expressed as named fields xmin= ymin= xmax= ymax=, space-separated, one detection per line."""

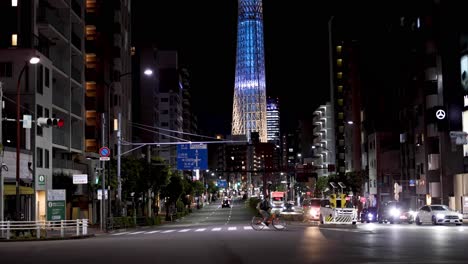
xmin=222 ymin=198 xmax=231 ymax=208
xmin=378 ymin=201 xmax=414 ymax=224
xmin=360 ymin=207 xmax=378 ymax=223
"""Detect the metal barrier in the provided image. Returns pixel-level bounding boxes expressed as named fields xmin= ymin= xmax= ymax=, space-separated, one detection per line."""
xmin=0 ymin=219 xmax=88 ymax=240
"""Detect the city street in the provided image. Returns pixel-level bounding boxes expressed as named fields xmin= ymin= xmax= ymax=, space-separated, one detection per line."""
xmin=1 ymin=199 xmax=467 ymax=264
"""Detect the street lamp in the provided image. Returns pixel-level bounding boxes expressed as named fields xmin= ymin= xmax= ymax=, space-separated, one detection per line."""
xmin=115 ymin=69 xmax=153 ymax=216
xmin=16 ymin=56 xmax=40 ymax=220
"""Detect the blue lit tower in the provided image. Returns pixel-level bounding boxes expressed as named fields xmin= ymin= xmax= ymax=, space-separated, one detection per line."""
xmin=231 ymin=0 xmax=267 ymax=142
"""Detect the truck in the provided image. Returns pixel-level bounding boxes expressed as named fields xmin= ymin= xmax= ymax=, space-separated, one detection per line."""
xmin=270 ymin=191 xmax=286 ymax=213
xmin=319 ymin=194 xmax=357 ymax=225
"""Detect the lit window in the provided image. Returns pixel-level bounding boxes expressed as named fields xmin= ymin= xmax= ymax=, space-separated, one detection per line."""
xmin=12 ymin=0 xmax=18 ymax=6
xmin=336 ymin=46 xmax=342 ymax=53
xmin=337 ymin=59 xmax=342 ymax=67
xmin=337 ymin=72 xmax=343 ymax=79
xmin=337 ymin=85 xmax=343 ymax=93
xmin=11 ymin=34 xmax=17 ymax=46
xmin=338 ymin=99 xmax=343 ymax=106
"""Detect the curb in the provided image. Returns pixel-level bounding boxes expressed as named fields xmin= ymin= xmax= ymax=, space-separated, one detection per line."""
xmin=319 ymin=224 xmax=358 ymax=229
xmin=0 ymin=234 xmax=95 ymax=242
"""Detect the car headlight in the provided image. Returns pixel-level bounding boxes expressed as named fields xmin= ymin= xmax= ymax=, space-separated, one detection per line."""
xmin=409 ymin=210 xmax=418 ymax=218
xmin=368 ymin=213 xmax=373 ymax=218
xmin=390 ymin=208 xmax=401 ymax=217
xmin=458 ymin=214 xmax=463 ymax=219
xmin=436 ymin=213 xmax=444 ymax=219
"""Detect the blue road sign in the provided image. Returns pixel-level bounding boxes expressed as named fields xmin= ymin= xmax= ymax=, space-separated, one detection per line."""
xmin=177 ymin=143 xmax=208 ymax=170
xmin=217 ymin=180 xmax=228 ymax=188
xmin=99 ymin=147 xmax=110 ymax=157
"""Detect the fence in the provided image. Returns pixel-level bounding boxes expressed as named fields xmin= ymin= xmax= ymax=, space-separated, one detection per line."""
xmin=0 ymin=219 xmax=88 ymax=240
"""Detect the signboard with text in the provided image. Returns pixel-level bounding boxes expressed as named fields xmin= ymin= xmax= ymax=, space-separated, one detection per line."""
xmin=177 ymin=144 xmax=208 ymax=170
xmin=47 ymin=189 xmax=66 ymax=221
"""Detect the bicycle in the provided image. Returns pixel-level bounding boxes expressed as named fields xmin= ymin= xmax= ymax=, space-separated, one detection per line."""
xmin=251 ymin=211 xmax=287 ymax=231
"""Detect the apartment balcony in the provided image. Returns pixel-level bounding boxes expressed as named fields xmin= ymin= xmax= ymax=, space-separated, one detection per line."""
xmin=71 ymin=32 xmax=82 ymax=51
xmin=53 ymin=127 xmax=68 ymax=147
xmin=71 ymin=0 xmax=82 ymax=18
xmin=37 ymin=6 xmax=69 ymax=41
xmin=71 ymin=66 xmax=82 ymax=83
xmin=53 ymin=158 xmax=87 ymax=172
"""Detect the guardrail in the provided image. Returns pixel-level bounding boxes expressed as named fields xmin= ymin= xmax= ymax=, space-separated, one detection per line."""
xmin=0 ymin=219 xmax=88 ymax=240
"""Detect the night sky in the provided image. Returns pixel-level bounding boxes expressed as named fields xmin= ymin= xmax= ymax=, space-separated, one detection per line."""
xmin=132 ymin=1 xmax=369 ymax=135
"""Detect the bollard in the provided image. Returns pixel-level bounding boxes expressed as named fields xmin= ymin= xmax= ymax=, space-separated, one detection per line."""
xmin=83 ymin=219 xmax=88 ymax=235
xmin=76 ymin=220 xmax=80 ymax=236
xmin=6 ymin=221 xmax=10 ymax=240
xmin=60 ymin=220 xmax=64 ymax=237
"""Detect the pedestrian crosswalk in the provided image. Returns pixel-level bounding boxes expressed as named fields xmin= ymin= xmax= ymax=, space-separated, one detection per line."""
xmin=111 ymin=226 xmax=260 ymax=236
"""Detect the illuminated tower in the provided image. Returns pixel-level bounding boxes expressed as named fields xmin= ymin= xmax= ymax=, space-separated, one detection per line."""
xmin=231 ymin=0 xmax=267 ymax=142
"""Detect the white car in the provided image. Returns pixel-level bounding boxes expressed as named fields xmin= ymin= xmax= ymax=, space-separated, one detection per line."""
xmin=415 ymin=204 xmax=463 ymax=225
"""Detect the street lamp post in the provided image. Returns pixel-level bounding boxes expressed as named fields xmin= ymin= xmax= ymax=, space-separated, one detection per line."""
xmin=114 ymin=69 xmax=153 ymax=216
xmin=15 ymin=57 xmax=40 ymax=220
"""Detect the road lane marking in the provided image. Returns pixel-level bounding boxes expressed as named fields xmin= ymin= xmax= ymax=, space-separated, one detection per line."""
xmin=212 ymin=228 xmax=221 ymax=231
xmin=162 ymin=230 xmax=175 ymax=233
xmin=228 ymin=227 xmax=237 ymax=231
xmin=243 ymin=226 xmax=253 ymax=230
xmin=178 ymin=229 xmax=190 ymax=232
xmin=112 ymin=232 xmax=129 ymax=236
xmin=146 ymin=230 xmax=161 ymax=234
xmin=129 ymin=231 xmax=145 ymax=235
xmin=195 ymin=228 xmax=206 ymax=232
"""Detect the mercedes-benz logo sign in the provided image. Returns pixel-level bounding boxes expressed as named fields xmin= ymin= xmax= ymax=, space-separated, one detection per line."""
xmin=436 ymin=109 xmax=446 ymax=120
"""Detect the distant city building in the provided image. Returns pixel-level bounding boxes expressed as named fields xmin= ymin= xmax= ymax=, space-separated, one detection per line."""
xmin=156 ymin=51 xmax=183 ymax=168
xmin=266 ymin=97 xmax=280 ymax=145
xmin=231 ymin=0 xmax=267 ymax=143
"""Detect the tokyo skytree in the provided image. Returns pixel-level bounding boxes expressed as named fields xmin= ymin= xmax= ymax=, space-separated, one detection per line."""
xmin=231 ymin=0 xmax=267 ymax=142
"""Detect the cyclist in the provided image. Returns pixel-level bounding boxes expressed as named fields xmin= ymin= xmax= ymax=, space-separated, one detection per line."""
xmin=256 ymin=195 xmax=271 ymax=226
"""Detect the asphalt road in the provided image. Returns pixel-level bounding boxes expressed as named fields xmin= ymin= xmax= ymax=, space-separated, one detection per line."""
xmin=1 ymin=198 xmax=468 ymax=264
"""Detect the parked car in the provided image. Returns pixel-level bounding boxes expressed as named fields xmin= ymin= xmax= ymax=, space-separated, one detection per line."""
xmin=360 ymin=207 xmax=378 ymax=223
xmin=415 ymin=204 xmax=463 ymax=225
xmin=378 ymin=201 xmax=414 ymax=224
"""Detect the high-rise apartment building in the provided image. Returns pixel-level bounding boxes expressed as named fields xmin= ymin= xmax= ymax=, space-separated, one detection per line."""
xmin=231 ymin=0 xmax=267 ymax=143
xmin=0 ymin=0 xmax=86 ymax=220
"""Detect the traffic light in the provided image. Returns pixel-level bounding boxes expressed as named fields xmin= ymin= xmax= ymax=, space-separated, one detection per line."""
xmin=37 ymin=117 xmax=64 ymax=128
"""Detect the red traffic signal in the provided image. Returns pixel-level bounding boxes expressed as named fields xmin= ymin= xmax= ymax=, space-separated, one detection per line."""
xmin=37 ymin=117 xmax=64 ymax=128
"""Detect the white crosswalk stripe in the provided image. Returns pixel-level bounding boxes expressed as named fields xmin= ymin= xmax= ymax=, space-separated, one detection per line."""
xmin=112 ymin=232 xmax=129 ymax=236
xmin=112 ymin=226 xmax=262 ymax=236
xmin=129 ymin=231 xmax=145 ymax=235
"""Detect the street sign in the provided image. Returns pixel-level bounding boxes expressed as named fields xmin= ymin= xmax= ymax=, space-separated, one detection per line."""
xmin=47 ymin=189 xmax=66 ymax=221
xmin=99 ymin=147 xmax=110 ymax=157
xmin=217 ymin=180 xmax=228 ymax=188
xmin=97 ymin=189 xmax=108 ymax=200
xmin=99 ymin=147 xmax=110 ymax=161
xmin=38 ymin=175 xmax=46 ymax=185
xmin=23 ymin=114 xmax=32 ymax=128
xmin=177 ymin=143 xmax=208 ymax=170
xmin=73 ymin=174 xmax=88 ymax=184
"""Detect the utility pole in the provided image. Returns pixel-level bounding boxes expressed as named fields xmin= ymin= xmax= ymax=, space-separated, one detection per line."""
xmin=100 ymin=113 xmax=106 ymax=231
xmin=0 ymin=81 xmax=3 ymax=221
xmin=117 ymin=112 xmax=122 ymax=216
